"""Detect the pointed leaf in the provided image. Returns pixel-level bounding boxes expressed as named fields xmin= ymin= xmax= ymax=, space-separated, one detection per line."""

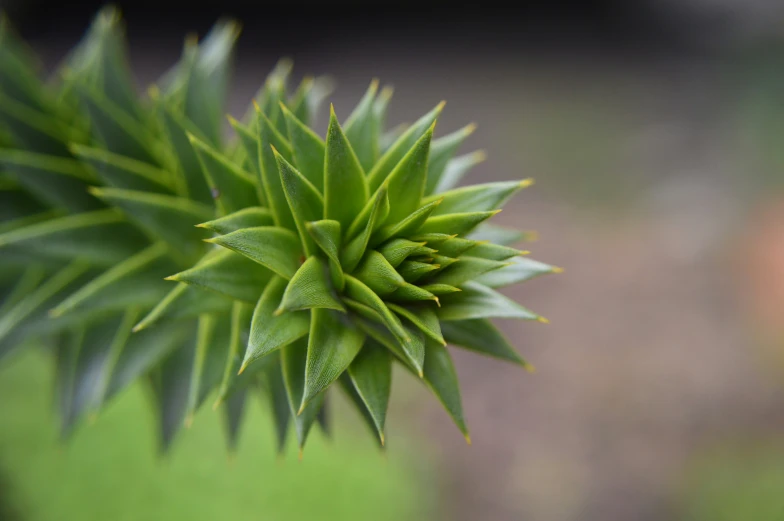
xmin=428 ymin=255 xmax=508 ymax=287
xmin=207 ymin=226 xmax=302 ymax=280
xmin=388 ymin=302 xmax=444 ymax=345
xmin=257 ymin=108 xmax=297 ymax=230
xmin=186 ymin=313 xmax=232 ymax=420
xmin=421 ymin=341 xmax=469 ymax=439
xmin=435 ymin=237 xmax=477 ymax=257
xmin=150 ymin=334 xmax=196 ymax=450
xmin=341 ymin=184 xmax=389 ymax=273
xmin=437 ymin=281 xmax=541 ymax=321
xmin=428 ymin=180 xmax=530 ymax=215
xmin=368 ymin=101 xmax=444 ymax=191
xmin=264 ymin=353 xmax=291 ymax=454
xmin=338 ymin=374 xmax=385 ymax=447
xmin=280 ymin=103 xmax=325 ymax=191
xmin=388 ymin=282 xmax=439 ymax=305
xmin=278 ymin=256 xmax=344 ymax=313
xmin=197 ymin=207 xmax=273 ymax=235
xmin=281 ymin=337 xmax=325 ymax=450
xmin=324 ymin=106 xmax=368 ymax=230
xmin=302 ymin=308 xmax=365 ymax=409
xmin=275 ymin=150 xmax=323 ymax=255
xmin=383 ymin=123 xmax=434 ymax=223
xmin=420 ymin=283 xmax=462 ymax=296
xmin=474 ymin=256 xmax=561 ymax=288
xmin=346 ymin=340 xmax=391 ymax=444
xmin=215 ymin=300 xmax=255 ymax=405
xmin=397 ymin=260 xmax=440 ymax=283
xmin=306 ymin=219 xmax=344 ymax=290
xmin=243 ymin=277 xmax=309 ymax=370
xmin=417 ymin=211 xmax=499 ymax=237
xmin=132 ymin=282 xmax=232 ymax=332
xmin=370 ymin=198 xmax=443 ymax=246
xmin=160 ymin=107 xmax=213 ymax=204
xmin=167 ymin=249 xmax=273 ymax=302
xmin=442 ymin=319 xmax=530 ymax=367
xmin=425 ymin=124 xmax=476 ymax=195
xmin=222 ymin=387 xmax=248 ymax=451
xmin=377 ymin=238 xmax=427 ymax=268
xmin=466 ymin=223 xmax=526 ymax=246
xmin=434 ymin=151 xmax=486 ymax=194
xmin=469 ymin=242 xmax=524 ymax=261
xmin=343 ymin=80 xmax=379 ymax=171
xmin=353 ymin=250 xmax=405 ymax=297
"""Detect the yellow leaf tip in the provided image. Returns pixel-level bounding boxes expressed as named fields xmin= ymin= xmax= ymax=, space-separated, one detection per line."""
xmin=252 ymin=99 xmax=261 ymax=112
xmin=163 ymin=275 xmax=178 ymax=281
xmin=298 ymin=449 xmax=304 ymax=461
xmin=436 ymin=100 xmax=447 ymax=112
xmin=273 ymin=307 xmax=285 ymax=317
xmin=551 ymin=266 xmax=564 ymax=274
xmin=184 ymin=415 xmax=194 ymax=429
xmin=523 ymin=363 xmax=536 ymax=374
xmin=379 ymin=432 xmax=385 ymax=446
xmin=297 ymin=403 xmax=306 ymax=416
xmin=520 ymin=178 xmax=535 ymax=188
xmin=465 ymin=122 xmax=478 ymax=134
xmin=537 ymin=316 xmax=550 ymax=324
xmin=464 ymin=434 xmax=472 ymax=445
xmin=519 ymin=250 xmax=531 ymax=256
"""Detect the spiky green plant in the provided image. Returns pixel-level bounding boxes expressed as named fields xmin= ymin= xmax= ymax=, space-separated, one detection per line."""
xmin=0 ymin=7 xmax=560 ymax=453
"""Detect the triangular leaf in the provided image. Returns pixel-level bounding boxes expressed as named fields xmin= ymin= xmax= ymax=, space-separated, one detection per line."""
xmin=167 ymin=249 xmax=273 ymax=302
xmin=425 ymin=124 xmax=476 ymax=195
xmin=306 ymin=219 xmax=344 ymax=290
xmin=441 ymin=318 xmax=531 ymax=368
xmin=278 ymin=256 xmax=344 ymax=313
xmin=343 ymin=80 xmax=379 ymax=171
xmin=281 ymin=337 xmax=325 ymax=451
xmin=383 ymin=123 xmax=434 ymax=223
xmin=427 ymin=180 xmax=531 ymax=215
xmin=275 ymin=150 xmax=323 ymax=256
xmin=427 ymin=255 xmax=508 ymax=287
xmin=421 ymin=341 xmax=469 ymax=440
xmin=207 ymin=226 xmax=302 ymax=280
xmin=353 ymin=250 xmax=405 ymax=297
xmin=72 ymin=144 xmax=175 ymax=193
xmin=189 ymin=133 xmax=258 ymax=214
xmin=257 ymin=108 xmax=296 ymax=230
xmin=280 ymin=102 xmax=325 ymax=191
xmin=387 ymin=302 xmax=444 ymax=345
xmin=197 ymin=207 xmax=274 ymax=235
xmin=437 ymin=281 xmax=541 ymax=321
xmin=417 ymin=210 xmax=499 ymax=237
xmin=346 ymin=340 xmax=391 ymax=444
xmin=301 ymin=308 xmax=365 ymax=410
xmin=434 ymin=151 xmax=486 ymax=194
xmin=324 ymin=105 xmax=368 ymax=231
xmin=474 ymin=256 xmax=561 ymax=288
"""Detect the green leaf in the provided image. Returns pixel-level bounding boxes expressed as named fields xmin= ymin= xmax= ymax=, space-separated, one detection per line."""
xmin=166 ymin=249 xmax=273 ymax=302
xmin=0 ymin=150 xmax=100 ymax=212
xmin=0 ymin=208 xmax=148 ymax=267
xmin=346 ymin=340 xmax=391 ymax=444
xmin=474 ymin=256 xmax=561 ymax=287
xmin=132 ymin=283 xmax=232 ymax=332
xmin=427 ymin=180 xmax=531 ymax=215
xmin=441 ymin=319 xmax=531 ymax=368
xmin=397 ymin=260 xmax=440 ymax=283
xmin=467 ymin=242 xmax=522 ymax=261
xmin=437 ymin=281 xmax=541 ymax=321
xmin=382 ymin=122 xmax=434 ymax=223
xmin=89 ymin=187 xmax=211 ymax=264
xmin=419 ymin=283 xmax=462 ymax=296
xmin=196 ymin=207 xmax=274 ymax=235
xmin=370 ymin=198 xmax=443 ymax=246
xmin=341 ymin=183 xmax=389 ymax=273
xmin=344 ymin=275 xmax=423 ymax=374
xmin=377 ymin=238 xmax=427 ymax=268
xmin=257 ymin=108 xmax=297 ymax=230
xmin=387 ymin=302 xmax=444 ymax=345
xmin=0 ymin=89 xmax=72 ymax=156
xmin=435 ymin=237 xmax=477 ymax=258
xmin=343 ymin=80 xmax=379 ymax=171
xmin=159 ymin=107 xmax=213 ymax=204
xmin=427 ymin=256 xmax=508 ymax=287
xmin=278 ymin=256 xmax=344 ymax=314
xmin=425 ymin=124 xmax=476 ymax=195
xmin=207 ymin=226 xmax=302 ymax=280
xmin=281 ymin=337 xmax=325 ymax=451
xmin=275 ymin=150 xmax=323 ymax=255
xmin=280 ymin=102 xmax=325 ymax=192
xmin=214 ymin=301 xmax=256 ymax=407
xmin=324 ymin=105 xmax=368 ymax=231
xmin=189 ymin=133 xmax=258 ymax=214
xmin=186 ymin=313 xmax=232 ymax=422
xmin=388 ymin=282 xmax=438 ymax=305
xmin=417 ymin=210 xmax=499 ymax=237
xmin=149 ymin=333 xmax=196 ymax=451
xmin=0 ymin=264 xmax=46 ymax=316
xmin=421 ymin=341 xmax=469 ymax=440
xmin=242 ymin=276 xmax=309 ymax=371
xmin=367 ymin=101 xmax=444 ymax=192
xmin=338 ymin=374 xmax=383 ymax=447
xmin=466 ymin=223 xmax=526 ymax=246
xmin=305 ymin=219 xmax=344 ymax=290
xmin=263 ymin=353 xmax=291 ymax=454
xmin=76 ymin=84 xmax=159 ymax=164
xmin=434 ymin=151 xmax=486 ymax=194
xmin=71 ymin=144 xmax=175 ymax=194
xmin=301 ymin=308 xmax=365 ymax=410
xmin=353 ymin=250 xmax=405 ymax=297
xmin=50 ymin=242 xmax=170 ymax=316
xmin=182 ymin=21 xmax=239 ymax=146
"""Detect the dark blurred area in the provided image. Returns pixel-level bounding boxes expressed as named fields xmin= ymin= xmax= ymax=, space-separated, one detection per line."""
xmin=3 ymin=1 xmax=784 ymax=521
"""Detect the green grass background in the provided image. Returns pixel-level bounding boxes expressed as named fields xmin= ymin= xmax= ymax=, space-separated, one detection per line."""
xmin=0 ymin=350 xmax=433 ymax=521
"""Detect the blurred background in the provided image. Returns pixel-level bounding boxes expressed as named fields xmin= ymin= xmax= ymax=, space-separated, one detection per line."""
xmin=3 ymin=0 xmax=784 ymax=520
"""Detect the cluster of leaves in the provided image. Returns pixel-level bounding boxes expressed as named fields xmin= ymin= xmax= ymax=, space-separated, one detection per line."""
xmin=0 ymin=6 xmax=560 ymax=454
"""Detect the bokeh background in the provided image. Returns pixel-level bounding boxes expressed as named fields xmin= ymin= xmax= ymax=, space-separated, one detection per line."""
xmin=3 ymin=1 xmax=784 ymax=520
